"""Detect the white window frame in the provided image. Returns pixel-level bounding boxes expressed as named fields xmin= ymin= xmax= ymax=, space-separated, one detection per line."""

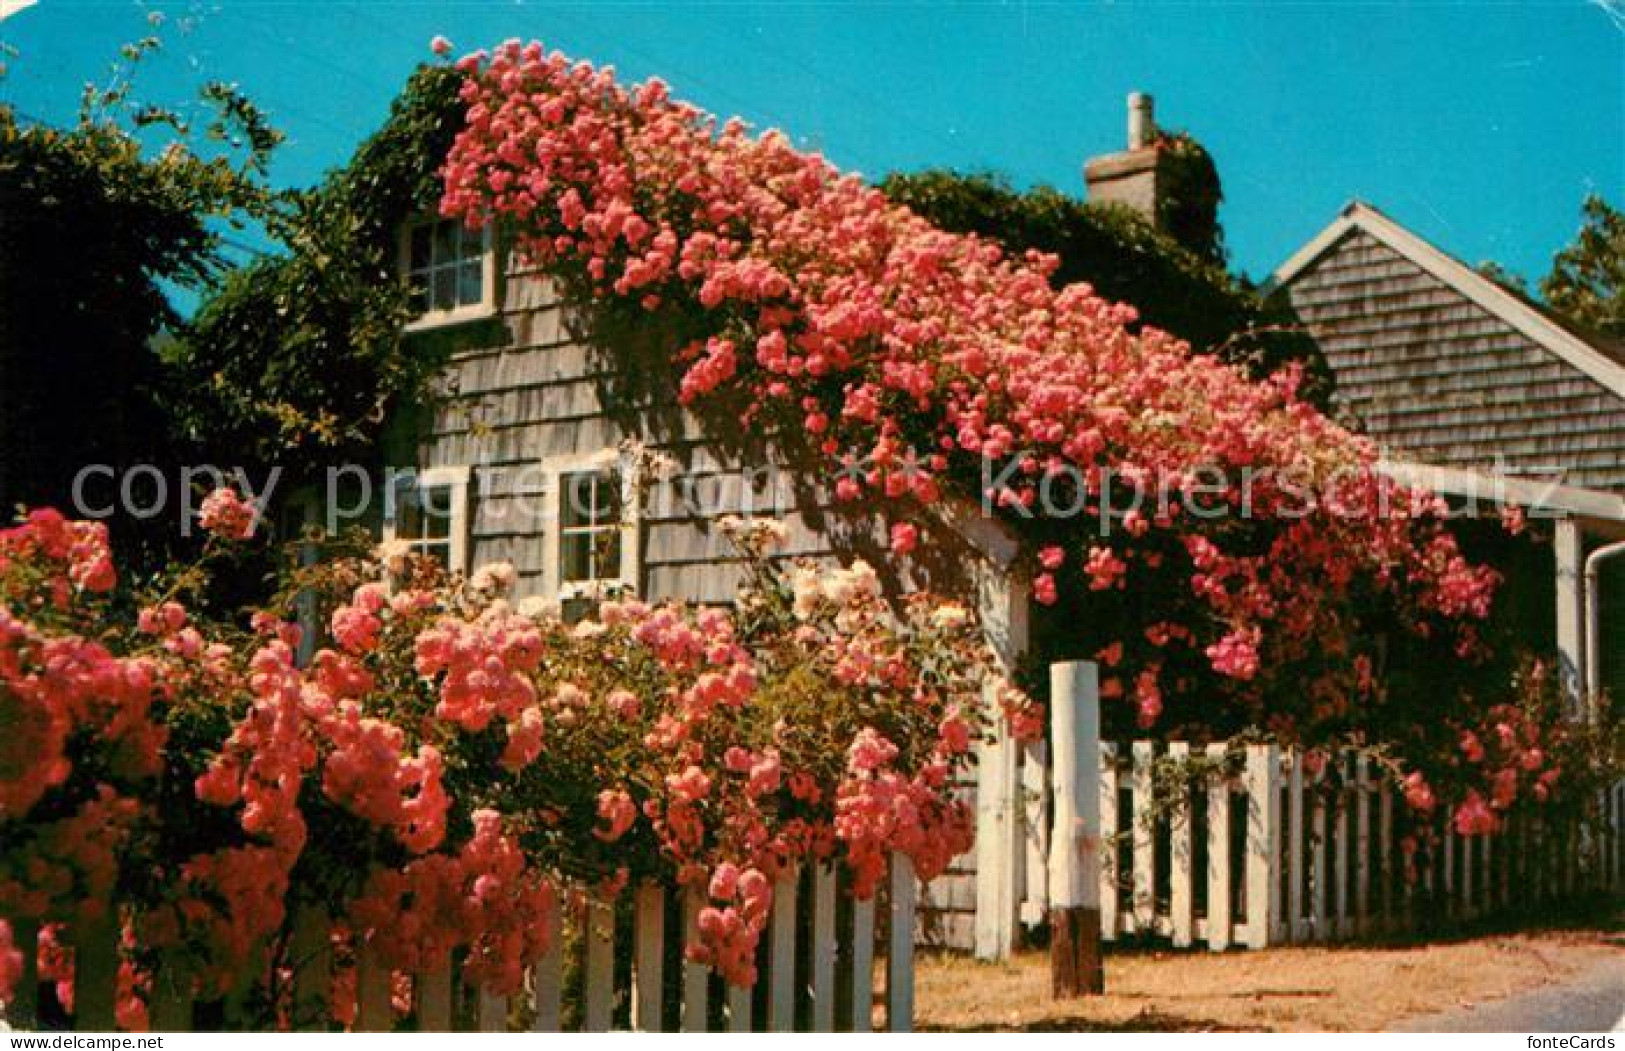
xmin=382 ymin=465 xmax=472 ymax=574
xmin=399 ymin=218 xmax=499 ymax=333
xmin=539 ymin=452 xmax=642 ymax=605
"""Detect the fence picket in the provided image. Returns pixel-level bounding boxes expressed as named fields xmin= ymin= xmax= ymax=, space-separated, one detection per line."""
xmin=356 ymin=941 xmax=390 ymax=1033
xmin=1309 ymin=773 xmax=1328 ymax=942
xmin=1287 ymin=752 xmax=1306 ymax=944
xmin=1099 ymin=742 xmax=1121 ymax=941
xmin=1168 ymin=742 xmax=1195 ymax=948
xmin=850 ymin=893 xmax=876 ymax=1032
xmin=583 ymin=898 xmax=615 ymax=1032
xmin=290 ymin=906 xmax=331 ymax=1033
xmin=1131 ymin=742 xmax=1157 ymax=935
xmin=149 ymin=959 xmax=192 ymax=1032
xmin=1243 ymin=744 xmax=1281 ymax=947
xmin=530 ymin=905 xmax=564 ymax=1032
xmin=1022 ymin=739 xmax=1051 ymax=926
xmin=475 ymin=989 xmax=506 ymax=1033
xmin=633 ymin=883 xmax=665 ymax=1032
xmin=680 ymin=886 xmax=708 ymax=1032
xmin=1378 ymin=783 xmax=1395 ymax=931
xmin=1354 ymin=757 xmax=1371 ymax=937
xmin=1205 ymin=744 xmax=1232 ymax=952
xmin=768 ymin=867 xmax=799 ymax=1032
xmin=1332 ymin=761 xmax=1350 ymax=940
xmin=416 ymin=966 xmax=452 ymax=1033
xmin=809 ymin=864 xmax=838 ymax=1032
xmin=727 ymin=983 xmax=752 ymax=1033
xmin=10 ymin=918 xmax=39 ymax=1031
xmin=887 ymin=854 xmax=916 ymax=1032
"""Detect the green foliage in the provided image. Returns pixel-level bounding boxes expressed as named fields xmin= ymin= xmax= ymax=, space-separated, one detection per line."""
xmin=1150 ymin=128 xmax=1225 ymax=265
xmin=1541 ymin=194 xmax=1625 ymax=339
xmin=878 ymin=170 xmax=1332 ymax=406
xmin=168 ymin=65 xmax=472 ymax=475
xmin=0 ymin=31 xmax=279 ymax=526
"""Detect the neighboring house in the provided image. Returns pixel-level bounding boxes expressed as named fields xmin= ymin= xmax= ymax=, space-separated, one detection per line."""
xmin=1269 ymin=201 xmax=1625 ymax=707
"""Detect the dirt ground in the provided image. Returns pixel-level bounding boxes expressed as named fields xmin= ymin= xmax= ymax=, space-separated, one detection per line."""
xmin=915 ymin=915 xmax=1625 ymax=1032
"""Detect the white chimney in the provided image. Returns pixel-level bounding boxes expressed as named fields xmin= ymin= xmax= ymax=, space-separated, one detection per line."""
xmin=1127 ymin=92 xmax=1156 ymax=151
xmin=1084 ymin=91 xmax=1164 ymax=222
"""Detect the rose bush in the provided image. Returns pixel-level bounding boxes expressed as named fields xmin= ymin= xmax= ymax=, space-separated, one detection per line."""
xmin=0 ymin=503 xmax=1024 ymax=1028
xmin=431 ymin=39 xmax=1541 ymax=815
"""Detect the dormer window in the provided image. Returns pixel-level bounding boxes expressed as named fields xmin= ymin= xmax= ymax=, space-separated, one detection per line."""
xmin=401 ymin=218 xmax=497 ymax=330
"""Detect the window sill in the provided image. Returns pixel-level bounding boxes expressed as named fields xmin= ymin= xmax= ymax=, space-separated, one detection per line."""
xmin=403 ymin=303 xmax=499 ymax=334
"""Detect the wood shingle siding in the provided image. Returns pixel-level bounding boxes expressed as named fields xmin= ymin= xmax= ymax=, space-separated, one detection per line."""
xmin=1280 ymin=227 xmax=1625 ymax=492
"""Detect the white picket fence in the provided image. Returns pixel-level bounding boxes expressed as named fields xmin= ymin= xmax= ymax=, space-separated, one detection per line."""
xmin=997 ymin=661 xmax=1625 ymax=955
xmin=1081 ymin=742 xmax=1624 ymax=950
xmin=2 ymin=855 xmax=918 ymax=1033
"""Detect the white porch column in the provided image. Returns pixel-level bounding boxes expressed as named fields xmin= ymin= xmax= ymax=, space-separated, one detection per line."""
xmin=1555 ymin=517 xmax=1586 ymax=706
xmin=974 ymin=562 xmax=1029 ymax=960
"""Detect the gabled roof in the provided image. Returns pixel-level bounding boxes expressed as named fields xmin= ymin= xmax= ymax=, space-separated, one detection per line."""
xmin=1269 ymin=201 xmax=1625 ymax=401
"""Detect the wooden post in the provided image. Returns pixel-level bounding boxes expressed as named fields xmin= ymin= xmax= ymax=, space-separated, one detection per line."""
xmin=1047 ymin=661 xmax=1104 ymax=997
xmin=1287 ymin=751 xmax=1306 ymax=944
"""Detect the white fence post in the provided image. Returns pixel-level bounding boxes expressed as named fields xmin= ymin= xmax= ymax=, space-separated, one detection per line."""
xmin=680 ymin=886 xmax=708 ymax=1032
xmin=1047 ymin=660 xmax=1103 ymax=995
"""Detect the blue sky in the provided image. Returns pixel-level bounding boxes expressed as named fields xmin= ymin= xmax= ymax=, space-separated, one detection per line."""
xmin=2 ymin=1 xmax=1621 ymax=286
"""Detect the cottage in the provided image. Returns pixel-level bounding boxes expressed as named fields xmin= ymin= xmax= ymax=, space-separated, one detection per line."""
xmin=1269 ymin=202 xmax=1625 ymax=710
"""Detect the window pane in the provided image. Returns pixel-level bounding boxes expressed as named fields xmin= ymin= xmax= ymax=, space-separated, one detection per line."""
xmin=561 ymin=473 xmax=597 ymax=529
xmin=560 ymin=533 xmax=593 ymax=584
xmin=407 ymin=277 xmax=428 ymax=315
xmin=432 ymin=267 xmax=456 ymax=312
xmin=458 ymin=224 xmax=483 ymax=262
xmin=458 ymin=260 xmax=483 ymax=307
xmin=411 ymin=225 xmax=432 ymax=270
xmin=398 ymin=492 xmax=424 ymax=540
xmin=596 ymin=474 xmax=621 ymax=520
xmin=432 ymin=221 xmax=457 ymax=267
xmin=593 ymin=529 xmax=622 ymax=580
xmin=561 ymin=596 xmax=595 ymax=625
